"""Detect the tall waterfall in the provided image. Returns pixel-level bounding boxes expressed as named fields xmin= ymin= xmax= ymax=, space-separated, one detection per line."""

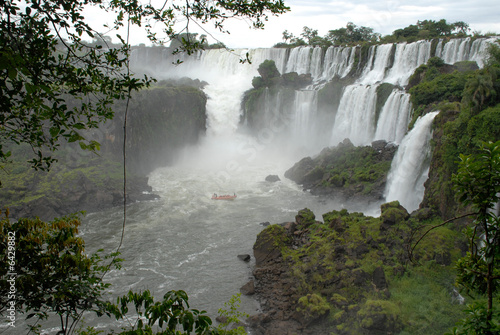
xmin=384 ymin=111 xmax=439 ymax=211
xmin=330 ymin=85 xmax=378 ymax=146
xmin=130 ymin=37 xmax=495 ymax=211
xmin=374 ymin=90 xmax=412 ymax=144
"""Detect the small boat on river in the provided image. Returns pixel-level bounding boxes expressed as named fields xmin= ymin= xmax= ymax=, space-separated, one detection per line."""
xmin=212 ymin=193 xmax=237 ymax=200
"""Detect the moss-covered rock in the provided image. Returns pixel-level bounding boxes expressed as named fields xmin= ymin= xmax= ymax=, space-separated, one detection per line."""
xmin=357 ymin=299 xmax=402 ymax=334
xmin=297 ymin=293 xmax=331 ymax=322
xmin=0 ymin=149 xmax=155 ymax=220
xmin=284 ymin=140 xmax=397 ymax=201
xmin=380 ymin=201 xmax=410 ymax=226
xmin=109 ymin=84 xmax=207 ymax=174
xmin=295 ymin=208 xmax=317 ymax=229
xmin=253 ymin=224 xmax=290 ymax=266
xmin=251 ymin=206 xmax=466 ymax=335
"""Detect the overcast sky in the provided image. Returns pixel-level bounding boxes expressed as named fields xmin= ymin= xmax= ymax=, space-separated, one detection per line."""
xmin=90 ymin=0 xmax=500 ymax=48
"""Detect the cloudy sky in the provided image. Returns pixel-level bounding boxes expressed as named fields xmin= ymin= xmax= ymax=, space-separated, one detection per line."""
xmin=90 ymin=0 xmax=500 ymax=48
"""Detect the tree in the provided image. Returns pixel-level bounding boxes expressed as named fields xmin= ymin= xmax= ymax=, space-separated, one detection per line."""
xmin=0 ymin=213 xmax=122 ymax=334
xmin=282 ymin=29 xmax=294 ymax=43
xmin=0 ymin=0 xmax=289 ymax=171
xmin=301 ymin=26 xmax=318 ymax=45
xmin=462 ymin=44 xmax=500 ymax=114
xmin=326 ymin=22 xmax=378 ymax=45
xmin=454 ymin=21 xmax=471 ymax=35
xmin=452 ymin=141 xmax=500 ymax=333
xmin=107 ymin=290 xmax=217 ymax=335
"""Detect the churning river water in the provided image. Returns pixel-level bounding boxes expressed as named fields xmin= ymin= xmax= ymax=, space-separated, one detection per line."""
xmin=77 ymin=135 xmax=383 ymax=332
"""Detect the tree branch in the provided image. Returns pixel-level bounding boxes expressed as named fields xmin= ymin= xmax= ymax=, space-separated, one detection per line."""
xmin=409 ymin=211 xmax=477 ymax=263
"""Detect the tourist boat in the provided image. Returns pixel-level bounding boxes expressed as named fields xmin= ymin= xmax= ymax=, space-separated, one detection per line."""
xmin=211 ymin=193 xmax=237 ymax=200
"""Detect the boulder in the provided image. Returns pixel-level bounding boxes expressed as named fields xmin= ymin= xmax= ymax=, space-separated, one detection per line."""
xmin=265 ymin=175 xmax=281 ymax=182
xmin=238 ymin=254 xmax=251 ymax=262
xmin=380 ymin=201 xmax=410 ymax=227
xmin=253 ymin=225 xmax=289 ymax=266
xmin=240 ymin=280 xmax=255 ymax=295
xmin=295 ymin=208 xmax=316 ymax=229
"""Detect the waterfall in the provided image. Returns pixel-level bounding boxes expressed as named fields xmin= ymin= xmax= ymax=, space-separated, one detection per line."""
xmin=329 ymin=39 xmax=431 ymax=148
xmin=293 ymin=90 xmax=317 ymax=139
xmin=321 ymin=46 xmax=356 ymax=80
xmin=360 ymin=44 xmax=394 ymax=84
xmin=385 ymin=40 xmax=431 ymax=85
xmin=128 ymin=37 xmax=495 ymax=211
xmin=286 ymin=46 xmax=312 ymax=75
xmin=438 ymin=37 xmax=472 ymax=64
xmin=309 ymin=47 xmax=324 ymax=79
xmin=435 ymin=37 xmax=498 ymax=67
xmin=330 ymin=84 xmax=378 ymax=146
xmin=384 ymin=111 xmax=439 ymax=212
xmin=374 ymin=90 xmax=412 ymax=144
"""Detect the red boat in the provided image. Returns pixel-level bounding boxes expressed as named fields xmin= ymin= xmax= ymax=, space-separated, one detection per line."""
xmin=211 ymin=193 xmax=237 ymax=200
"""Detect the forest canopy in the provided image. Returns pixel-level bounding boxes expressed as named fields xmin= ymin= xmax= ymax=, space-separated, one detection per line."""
xmin=275 ymin=19 xmax=486 ymax=48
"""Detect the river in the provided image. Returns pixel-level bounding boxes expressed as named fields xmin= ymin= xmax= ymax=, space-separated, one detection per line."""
xmin=78 ymin=133 xmax=383 ymax=332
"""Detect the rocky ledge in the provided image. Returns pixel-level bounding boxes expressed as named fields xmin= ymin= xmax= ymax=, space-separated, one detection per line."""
xmin=244 ymin=204 xmax=463 ymax=335
xmin=1 ymin=156 xmax=158 ymax=221
xmin=8 ymin=173 xmax=157 ymax=221
xmin=284 ymin=139 xmax=397 ymax=202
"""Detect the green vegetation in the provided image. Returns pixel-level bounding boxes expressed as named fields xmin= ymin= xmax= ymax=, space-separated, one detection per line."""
xmin=216 ymin=294 xmax=250 ymax=334
xmin=0 ymin=147 xmax=123 ymax=208
xmin=260 ymin=203 xmax=467 ymax=334
xmin=0 ymin=214 xmax=123 ymax=334
xmin=412 ymin=44 xmax=500 ymax=217
xmin=297 ymin=142 xmax=393 ymax=196
xmin=276 ymin=23 xmax=379 ymax=48
xmin=450 ymin=141 xmax=500 ymax=333
xmin=276 ymin=19 xmax=479 ymax=48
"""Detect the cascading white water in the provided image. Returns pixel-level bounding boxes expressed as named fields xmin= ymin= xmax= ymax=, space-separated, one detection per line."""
xmin=374 ymin=90 xmax=412 ymax=144
xmin=440 ymin=37 xmax=472 ymax=64
xmin=329 ymin=39 xmax=432 ymax=149
xmin=385 ymin=40 xmax=431 ymax=85
xmin=321 ymin=46 xmax=356 ymax=80
xmin=384 ymin=111 xmax=440 ymax=211
xmin=285 ymin=46 xmax=313 ymax=75
xmin=360 ymin=44 xmax=394 ymax=84
xmin=292 ymin=90 xmax=317 ymax=140
xmin=435 ymin=37 xmax=498 ymax=67
xmin=309 ymin=47 xmax=324 ymax=79
xmin=330 ymin=84 xmax=378 ymax=146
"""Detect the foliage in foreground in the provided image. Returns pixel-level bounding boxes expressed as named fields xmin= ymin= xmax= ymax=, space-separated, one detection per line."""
xmin=0 ymin=213 xmax=248 ymax=334
xmin=0 ymin=213 xmax=122 ymax=334
xmin=449 ymin=141 xmax=500 ymax=333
